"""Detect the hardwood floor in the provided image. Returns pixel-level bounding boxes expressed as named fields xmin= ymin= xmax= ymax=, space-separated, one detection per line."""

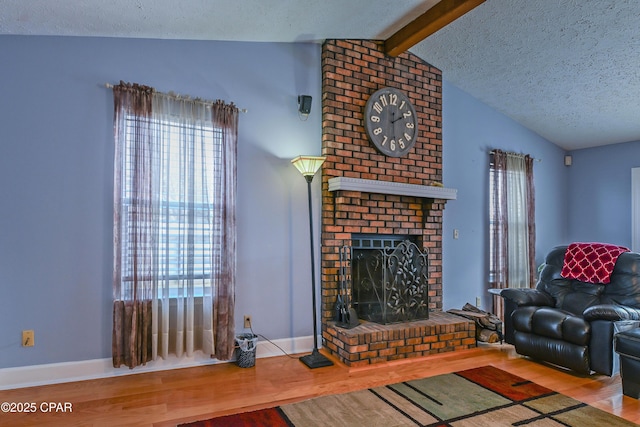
xmin=1 ymin=343 xmax=639 ymax=426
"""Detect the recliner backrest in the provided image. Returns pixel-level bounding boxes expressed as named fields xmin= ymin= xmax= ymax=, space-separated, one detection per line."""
xmin=536 ymin=245 xmax=640 ymax=315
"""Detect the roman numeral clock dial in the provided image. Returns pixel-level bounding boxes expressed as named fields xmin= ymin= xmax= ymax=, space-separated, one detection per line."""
xmin=364 ymin=87 xmax=418 ymax=157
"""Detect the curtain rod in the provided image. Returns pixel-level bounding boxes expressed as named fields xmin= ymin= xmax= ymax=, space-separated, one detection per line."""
xmin=104 ymin=83 xmax=247 ymax=113
xmin=489 ymin=150 xmax=541 ymax=162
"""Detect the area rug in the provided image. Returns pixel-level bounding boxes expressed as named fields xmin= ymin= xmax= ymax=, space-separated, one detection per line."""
xmin=180 ymin=365 xmax=635 ymax=426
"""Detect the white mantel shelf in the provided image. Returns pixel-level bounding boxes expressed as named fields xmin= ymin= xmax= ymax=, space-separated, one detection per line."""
xmin=328 ymin=177 xmax=457 ymax=200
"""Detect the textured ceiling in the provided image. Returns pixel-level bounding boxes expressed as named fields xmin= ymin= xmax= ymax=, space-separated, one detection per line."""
xmin=2 ymin=0 xmax=639 ymax=150
xmin=412 ymin=0 xmax=640 ymax=150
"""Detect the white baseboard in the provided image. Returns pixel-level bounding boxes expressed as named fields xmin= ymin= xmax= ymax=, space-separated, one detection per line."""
xmin=0 ymin=335 xmax=316 ymax=390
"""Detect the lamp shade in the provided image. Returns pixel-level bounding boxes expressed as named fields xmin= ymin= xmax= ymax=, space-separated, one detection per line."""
xmin=291 ymin=155 xmax=326 ymax=178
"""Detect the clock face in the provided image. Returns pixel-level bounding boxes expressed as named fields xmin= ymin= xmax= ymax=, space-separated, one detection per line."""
xmin=364 ymin=87 xmax=418 ymax=157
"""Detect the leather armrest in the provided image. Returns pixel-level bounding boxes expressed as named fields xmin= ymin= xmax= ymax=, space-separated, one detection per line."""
xmin=583 ymin=304 xmax=640 ymax=321
xmin=501 ymin=288 xmax=555 ymax=307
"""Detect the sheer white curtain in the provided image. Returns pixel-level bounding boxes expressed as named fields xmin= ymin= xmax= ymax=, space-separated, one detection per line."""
xmin=150 ymin=93 xmax=215 ymax=359
xmin=505 ymin=154 xmax=531 ymax=289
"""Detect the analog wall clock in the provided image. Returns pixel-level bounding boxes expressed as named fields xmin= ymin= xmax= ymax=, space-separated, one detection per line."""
xmin=364 ymin=87 xmax=418 ymax=157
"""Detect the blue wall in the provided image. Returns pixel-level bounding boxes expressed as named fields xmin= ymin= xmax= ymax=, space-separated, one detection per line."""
xmin=566 ymin=140 xmax=640 ymax=247
xmin=441 ymin=82 xmax=568 ymax=311
xmin=0 ymin=36 xmax=322 ymax=369
xmin=0 ymin=35 xmax=599 ymax=371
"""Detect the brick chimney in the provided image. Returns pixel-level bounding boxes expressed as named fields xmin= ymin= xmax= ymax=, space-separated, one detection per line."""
xmin=319 ymin=40 xmax=475 ymax=366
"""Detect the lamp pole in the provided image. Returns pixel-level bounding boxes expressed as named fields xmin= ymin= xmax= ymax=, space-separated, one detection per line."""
xmin=291 ymin=155 xmax=333 ymax=369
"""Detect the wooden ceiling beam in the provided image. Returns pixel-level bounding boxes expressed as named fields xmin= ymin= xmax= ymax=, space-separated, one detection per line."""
xmin=384 ymin=0 xmax=486 ymax=57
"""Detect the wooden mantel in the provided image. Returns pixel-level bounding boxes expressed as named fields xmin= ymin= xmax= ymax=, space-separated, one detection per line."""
xmin=328 ymin=177 xmax=457 ymax=200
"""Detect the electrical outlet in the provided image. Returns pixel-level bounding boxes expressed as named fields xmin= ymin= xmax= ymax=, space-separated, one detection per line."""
xmin=22 ymin=330 xmax=35 ymax=347
xmin=453 ymin=229 xmax=459 ymax=239
xmin=244 ymin=315 xmax=252 ymax=329
xmin=476 ymin=297 xmax=481 ymax=308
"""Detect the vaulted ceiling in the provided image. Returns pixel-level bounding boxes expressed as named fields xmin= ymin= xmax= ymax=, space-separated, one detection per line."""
xmin=2 ymin=0 xmax=639 ymax=150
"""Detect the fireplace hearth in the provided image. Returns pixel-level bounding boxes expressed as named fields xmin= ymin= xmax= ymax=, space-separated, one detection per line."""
xmin=351 ymin=235 xmax=429 ymax=324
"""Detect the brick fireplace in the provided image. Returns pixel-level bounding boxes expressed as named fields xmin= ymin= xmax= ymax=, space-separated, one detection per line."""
xmin=319 ymin=40 xmax=475 ymax=366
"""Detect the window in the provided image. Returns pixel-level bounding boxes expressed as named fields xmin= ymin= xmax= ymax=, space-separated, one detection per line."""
xmin=489 ymin=150 xmax=535 ymax=290
xmin=488 ymin=166 xmax=530 ymax=283
xmin=120 ymin=115 xmax=221 ymax=297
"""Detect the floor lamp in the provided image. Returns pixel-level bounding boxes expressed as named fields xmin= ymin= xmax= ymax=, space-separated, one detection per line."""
xmin=291 ymin=155 xmax=334 ymax=369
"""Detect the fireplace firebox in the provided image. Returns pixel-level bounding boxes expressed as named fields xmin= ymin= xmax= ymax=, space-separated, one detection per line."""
xmin=351 ymin=234 xmax=429 ymax=324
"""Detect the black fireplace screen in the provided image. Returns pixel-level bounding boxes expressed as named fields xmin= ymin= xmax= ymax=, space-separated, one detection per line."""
xmin=351 ymin=235 xmax=429 ymax=324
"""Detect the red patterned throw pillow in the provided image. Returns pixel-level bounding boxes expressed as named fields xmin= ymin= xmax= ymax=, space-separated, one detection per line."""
xmin=560 ymin=242 xmax=629 ymax=284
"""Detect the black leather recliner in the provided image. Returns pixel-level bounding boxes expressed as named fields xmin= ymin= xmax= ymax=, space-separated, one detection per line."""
xmin=501 ymin=245 xmax=640 ymax=375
